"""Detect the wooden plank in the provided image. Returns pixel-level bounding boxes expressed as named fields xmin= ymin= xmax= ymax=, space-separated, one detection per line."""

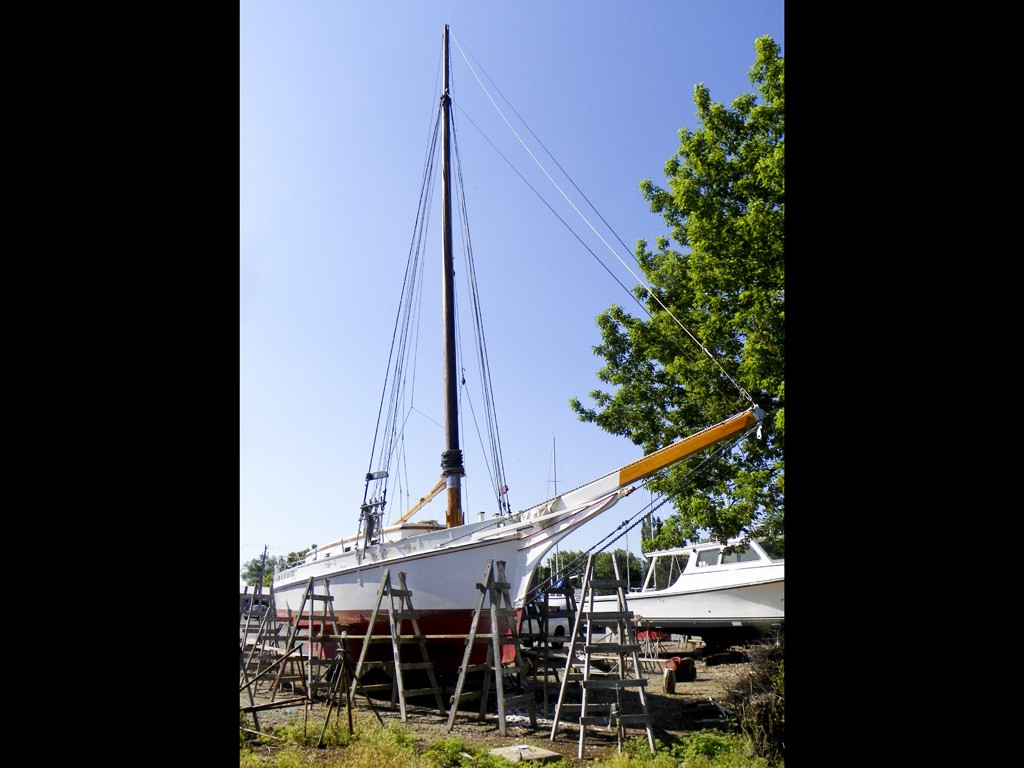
xmin=401 ymin=687 xmax=444 ymax=698
xmin=580 ymin=716 xmax=617 ymax=726
xmin=354 ymin=683 xmax=395 ymax=694
xmin=581 ymin=677 xmax=648 ymax=689
xmin=617 ymin=714 xmax=654 ymax=725
xmin=240 ymin=696 xmax=309 ymax=713
xmin=586 ymin=677 xmax=649 ymax=691
xmin=580 ymin=610 xmax=632 ymax=620
xmin=357 ymin=661 xmax=394 ymax=671
xmin=584 ymin=643 xmax=641 ymax=654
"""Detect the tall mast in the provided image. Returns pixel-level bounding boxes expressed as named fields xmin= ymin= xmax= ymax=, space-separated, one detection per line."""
xmin=440 ymin=24 xmax=464 ymax=527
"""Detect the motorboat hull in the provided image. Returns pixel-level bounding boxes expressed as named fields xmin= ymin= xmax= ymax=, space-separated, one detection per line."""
xmin=588 ymin=540 xmax=784 ymax=651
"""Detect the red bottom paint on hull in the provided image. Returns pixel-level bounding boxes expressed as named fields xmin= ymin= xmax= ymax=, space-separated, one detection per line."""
xmin=277 ymin=607 xmax=524 ymax=682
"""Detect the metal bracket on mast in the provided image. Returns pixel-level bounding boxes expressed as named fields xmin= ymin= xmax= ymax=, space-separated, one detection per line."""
xmin=441 ymin=448 xmax=465 ymax=528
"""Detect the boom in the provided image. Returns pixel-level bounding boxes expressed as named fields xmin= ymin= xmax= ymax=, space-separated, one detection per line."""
xmin=526 ymin=407 xmax=764 ymax=517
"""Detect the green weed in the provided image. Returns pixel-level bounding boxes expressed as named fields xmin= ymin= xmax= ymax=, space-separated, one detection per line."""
xmin=420 ymin=735 xmax=519 ymax=767
xmin=239 ymin=710 xmax=782 ymax=768
xmin=676 ymin=729 xmax=776 ymax=768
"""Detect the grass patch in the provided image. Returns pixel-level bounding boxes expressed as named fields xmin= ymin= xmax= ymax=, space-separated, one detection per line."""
xmin=240 ymin=707 xmax=782 ymax=767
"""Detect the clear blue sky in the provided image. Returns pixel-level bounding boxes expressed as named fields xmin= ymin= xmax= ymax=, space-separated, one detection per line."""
xmin=240 ymin=1 xmax=785 ymax=575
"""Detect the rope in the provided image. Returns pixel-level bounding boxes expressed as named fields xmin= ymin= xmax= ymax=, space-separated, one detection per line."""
xmin=451 ymin=109 xmax=510 ymax=512
xmin=450 ymin=29 xmax=754 ymax=410
xmin=525 ymin=423 xmax=759 ymax=601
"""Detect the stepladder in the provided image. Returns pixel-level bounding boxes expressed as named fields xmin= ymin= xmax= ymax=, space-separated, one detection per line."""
xmin=347 ymin=569 xmax=447 ymax=721
xmin=446 ymin=559 xmax=537 ymax=736
xmin=270 ymin=577 xmax=348 ymax=701
xmin=550 ymin=553 xmax=655 ymax=758
xmin=520 ymin=581 xmax=579 ymax=718
xmin=240 ymin=586 xmax=285 ymax=684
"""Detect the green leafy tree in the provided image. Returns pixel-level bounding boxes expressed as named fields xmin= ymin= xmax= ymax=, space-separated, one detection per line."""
xmin=570 ymin=36 xmax=784 ymax=549
xmin=240 ymin=547 xmax=313 ymax=587
xmin=537 ymin=549 xmax=646 ymax=596
xmin=240 ymin=556 xmax=273 ymax=587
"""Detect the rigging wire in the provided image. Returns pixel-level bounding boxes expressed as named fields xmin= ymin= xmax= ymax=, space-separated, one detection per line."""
xmin=362 ymin=30 xmax=761 ymax=543
xmin=449 ymin=103 xmax=741 ymax=413
xmin=362 ymin=95 xmax=444 ymax=520
xmin=451 ymin=96 xmax=511 ymax=514
xmin=526 ymin=422 xmax=759 ymax=600
xmin=362 ymin=38 xmax=513 ymax=527
xmin=450 ymin=30 xmax=754 ymax=409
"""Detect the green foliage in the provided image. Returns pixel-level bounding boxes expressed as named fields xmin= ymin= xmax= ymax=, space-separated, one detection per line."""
xmin=540 ymin=549 xmax=646 ymax=595
xmin=240 ymin=711 xmax=423 ymax=767
xmin=272 ymin=715 xmax=355 ymax=747
xmin=564 ymin=733 xmax=774 ymax=768
xmin=422 ymin=736 xmax=472 ymax=767
xmin=239 ymin=707 xmax=782 ymax=768
xmin=738 ymin=656 xmax=784 ymax=763
xmin=240 ymin=556 xmax=274 ymax=587
xmin=606 ymin=736 xmax=679 ymax=766
xmin=570 ymin=35 xmax=784 ymax=548
xmin=644 ymin=512 xmax=699 ymax=551
xmin=421 ymin=736 xmax=514 ymax=767
xmin=592 ymin=750 xmax=677 ymax=767
xmin=241 ymin=548 xmax=313 ymax=586
xmin=376 ymin=721 xmax=419 ymax=753
xmin=678 ymin=730 xmax=773 ymax=768
xmin=771 ymin=658 xmax=784 ymax=699
xmin=238 ymin=744 xmax=310 ymax=768
xmin=723 ymin=634 xmax=785 ymax=764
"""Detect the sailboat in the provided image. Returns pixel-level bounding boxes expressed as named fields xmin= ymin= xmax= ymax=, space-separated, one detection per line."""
xmin=269 ymin=25 xmax=764 ymax=679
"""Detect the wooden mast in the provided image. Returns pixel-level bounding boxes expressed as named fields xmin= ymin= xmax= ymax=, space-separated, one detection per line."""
xmin=440 ymin=24 xmax=464 ymax=528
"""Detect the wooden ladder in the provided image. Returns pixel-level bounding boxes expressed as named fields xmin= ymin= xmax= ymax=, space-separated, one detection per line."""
xmin=348 ymin=569 xmax=447 ymax=722
xmin=523 ymin=581 xmax=578 ymax=718
xmin=317 ymin=628 xmax=355 ymax=743
xmin=446 ymin=559 xmax=537 ymax=736
xmin=549 ymin=553 xmax=655 ymax=758
xmin=269 ymin=577 xmax=346 ymax=701
xmin=241 ymin=587 xmax=285 ymax=684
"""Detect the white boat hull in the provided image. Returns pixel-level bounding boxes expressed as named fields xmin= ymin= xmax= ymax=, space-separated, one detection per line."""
xmin=588 ymin=541 xmax=784 ymax=650
xmin=270 ymin=491 xmax=623 ymax=677
xmin=596 ymin=570 xmax=784 ymax=630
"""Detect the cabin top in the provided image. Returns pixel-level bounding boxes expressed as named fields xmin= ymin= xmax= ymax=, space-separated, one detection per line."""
xmin=643 ymin=538 xmax=783 ymax=570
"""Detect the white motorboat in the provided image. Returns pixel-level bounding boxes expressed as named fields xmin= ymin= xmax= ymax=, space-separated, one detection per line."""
xmin=587 ymin=536 xmax=783 ymax=651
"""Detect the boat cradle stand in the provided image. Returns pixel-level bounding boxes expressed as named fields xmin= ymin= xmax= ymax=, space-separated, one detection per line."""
xmin=550 ymin=553 xmax=655 ymax=759
xmin=446 ymin=559 xmax=537 ymax=736
xmin=348 ymin=568 xmax=448 ymax=722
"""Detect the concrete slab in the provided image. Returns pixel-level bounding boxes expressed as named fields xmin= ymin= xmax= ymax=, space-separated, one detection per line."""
xmin=487 ymin=744 xmax=562 ymax=763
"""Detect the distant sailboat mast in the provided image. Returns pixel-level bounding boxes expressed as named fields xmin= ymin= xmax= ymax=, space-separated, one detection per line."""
xmin=550 ymin=435 xmax=558 ymax=496
xmin=549 ymin=434 xmax=560 ymax=574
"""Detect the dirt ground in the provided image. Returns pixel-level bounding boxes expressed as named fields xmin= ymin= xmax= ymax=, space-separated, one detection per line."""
xmin=241 ymin=641 xmax=758 ymax=765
